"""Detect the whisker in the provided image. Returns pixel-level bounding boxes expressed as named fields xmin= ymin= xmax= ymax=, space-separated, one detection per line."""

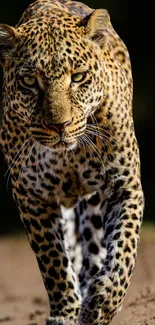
xmin=36 ymin=141 xmax=41 ymax=185
xmin=86 ymin=128 xmax=115 ymax=148
xmin=6 ymin=141 xmax=23 ymax=157
xmin=5 ymin=106 xmax=31 ymax=123
xmin=5 ymin=136 xmax=33 ymax=182
xmin=17 ymin=140 xmax=34 ymax=185
xmin=81 ymin=134 xmax=95 ymax=160
xmin=83 ymin=133 xmax=103 ymax=165
xmin=87 ymin=123 xmax=114 ymax=137
xmin=0 ymin=128 xmax=7 ymax=136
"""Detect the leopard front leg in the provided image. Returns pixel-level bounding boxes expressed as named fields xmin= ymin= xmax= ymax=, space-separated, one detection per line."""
xmin=17 ymin=197 xmax=81 ymax=324
xmin=77 ymin=195 xmax=106 ymax=297
xmin=79 ymin=185 xmax=144 ymax=325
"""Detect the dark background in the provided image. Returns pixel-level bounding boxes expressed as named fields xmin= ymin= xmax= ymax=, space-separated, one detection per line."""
xmin=0 ymin=1 xmax=154 ymax=233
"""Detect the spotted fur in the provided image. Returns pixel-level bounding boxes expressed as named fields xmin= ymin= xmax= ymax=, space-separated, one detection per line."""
xmin=0 ymin=1 xmax=144 ymax=324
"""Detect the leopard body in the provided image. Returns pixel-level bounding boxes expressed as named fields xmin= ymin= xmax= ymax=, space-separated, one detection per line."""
xmin=0 ymin=1 xmax=144 ymax=324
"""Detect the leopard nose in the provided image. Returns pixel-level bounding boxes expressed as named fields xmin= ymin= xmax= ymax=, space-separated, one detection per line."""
xmin=45 ymin=120 xmax=71 ymax=133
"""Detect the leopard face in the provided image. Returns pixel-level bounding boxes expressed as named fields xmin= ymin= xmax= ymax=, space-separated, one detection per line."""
xmin=1 ymin=11 xmax=109 ymax=152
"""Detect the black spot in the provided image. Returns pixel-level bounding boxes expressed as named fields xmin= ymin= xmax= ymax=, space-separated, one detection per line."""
xmin=90 ymin=265 xmax=99 ymax=276
xmin=66 ymin=48 xmax=71 ymax=54
xmin=53 ymin=259 xmax=61 ymax=267
xmin=124 ymin=244 xmax=131 ymax=253
xmin=66 ymin=41 xmax=71 ymax=47
xmin=121 ymin=214 xmax=128 ymax=221
xmin=50 ymin=201 xmax=59 ymax=209
xmin=131 ymin=238 xmax=136 ymax=249
xmin=119 ymin=157 xmax=125 ymax=165
xmin=108 ymin=154 xmax=114 ymax=162
xmin=31 ymin=240 xmax=40 ymax=253
xmin=83 ymin=227 xmax=92 ymax=241
xmin=113 ymin=232 xmax=121 ymax=240
xmin=63 ymin=256 xmax=68 ymax=268
xmin=45 ymin=232 xmax=55 ymax=241
xmin=68 ymin=281 xmax=74 ymax=289
xmin=41 ymin=182 xmax=54 ymax=191
xmin=113 ymin=300 xmax=118 ymax=305
xmin=37 ymin=257 xmax=46 ymax=273
xmin=42 ymin=255 xmax=50 ymax=264
xmin=108 ymin=167 xmax=118 ymax=175
xmin=57 ymin=303 xmax=63 ymax=310
xmin=44 ymin=173 xmax=60 ymax=185
xmin=60 ymin=269 xmax=67 ymax=279
xmin=124 ymin=230 xmax=131 ymax=238
xmin=83 ymin=170 xmax=91 ymax=179
xmin=68 ymin=296 xmax=74 ymax=303
xmin=121 ymin=190 xmax=131 ymax=201
xmin=34 ymin=234 xmax=44 ymax=243
xmin=49 ymin=250 xmax=59 ymax=257
xmin=113 ymin=280 xmax=118 ymax=287
xmin=58 ymin=282 xmax=66 ymax=291
xmin=131 ymin=214 xmax=138 ymax=220
xmin=46 ymin=277 xmax=55 ymax=290
xmin=107 ymin=112 xmax=113 ymax=120
xmin=114 ymin=179 xmax=124 ymax=191
xmin=135 ymin=225 xmax=139 ymax=234
xmin=62 ymin=179 xmax=72 ymax=192
xmin=116 ymin=252 xmax=121 ymax=259
xmin=103 ymin=307 xmax=110 ymax=314
xmin=49 ymin=266 xmax=59 ymax=279
xmin=88 ymin=297 xmax=97 ymax=309
xmin=87 ymin=181 xmax=97 ymax=186
xmin=113 ymin=290 xmax=116 ymax=297
xmin=124 ymin=283 xmax=128 ymax=289
xmin=41 ymin=244 xmax=50 ymax=252
xmin=89 ymin=284 xmax=97 ymax=295
xmin=113 ymin=263 xmax=119 ymax=272
xmin=79 ymin=156 xmax=86 ymax=163
xmin=83 ymin=258 xmax=90 ymax=270
xmin=117 ymin=240 xmax=123 ymax=248
xmin=18 ymin=184 xmax=27 ymax=196
xmin=91 ymin=214 xmax=102 ymax=229
xmin=50 ymin=213 xmax=59 ymax=220
xmin=89 ymin=242 xmax=99 ymax=254
xmin=89 ymin=160 xmax=101 ymax=169
xmin=88 ymin=193 xmax=100 ymax=206
xmin=126 ymin=222 xmax=133 ymax=229
xmin=123 ymin=169 xmax=129 ymax=176
xmin=56 ymin=243 xmax=63 ymax=252
xmin=94 ymin=62 xmax=98 ymax=70
xmin=119 ymin=268 xmax=124 ymax=276
xmin=120 ymin=277 xmax=125 ymax=286
xmin=125 ymin=256 xmax=130 ymax=267
xmin=41 ymin=219 xmax=51 ymax=228
xmin=128 ymin=204 xmax=137 ymax=210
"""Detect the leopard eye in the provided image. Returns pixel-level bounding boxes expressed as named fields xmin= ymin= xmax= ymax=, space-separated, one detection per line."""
xmin=21 ymin=76 xmax=37 ymax=88
xmin=71 ymin=72 xmax=86 ymax=83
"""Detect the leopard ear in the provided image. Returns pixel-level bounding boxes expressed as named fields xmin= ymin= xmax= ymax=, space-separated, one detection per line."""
xmin=0 ymin=24 xmax=18 ymax=65
xmin=81 ymin=9 xmax=110 ymax=47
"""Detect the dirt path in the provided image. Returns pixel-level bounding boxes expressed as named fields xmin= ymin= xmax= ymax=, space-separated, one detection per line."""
xmin=0 ymin=227 xmax=155 ymax=325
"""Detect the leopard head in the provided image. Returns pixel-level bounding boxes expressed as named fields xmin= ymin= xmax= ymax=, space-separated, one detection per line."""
xmin=0 ymin=9 xmax=110 ymax=152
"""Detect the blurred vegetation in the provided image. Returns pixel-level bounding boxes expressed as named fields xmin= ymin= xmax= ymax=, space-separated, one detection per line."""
xmin=0 ymin=0 xmax=154 ymax=233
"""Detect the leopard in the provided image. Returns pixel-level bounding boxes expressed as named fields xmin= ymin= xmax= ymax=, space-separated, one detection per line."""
xmin=0 ymin=0 xmax=144 ymax=324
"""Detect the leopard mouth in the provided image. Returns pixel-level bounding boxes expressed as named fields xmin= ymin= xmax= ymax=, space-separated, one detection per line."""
xmin=40 ymin=138 xmax=77 ymax=151
xmin=52 ymin=139 xmax=77 ymax=151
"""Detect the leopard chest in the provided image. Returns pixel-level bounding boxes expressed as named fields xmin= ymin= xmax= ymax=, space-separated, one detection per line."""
xmin=14 ymin=151 xmax=106 ymax=208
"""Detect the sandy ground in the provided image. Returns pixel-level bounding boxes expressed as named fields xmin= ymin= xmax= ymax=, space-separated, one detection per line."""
xmin=0 ymin=226 xmax=155 ymax=325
